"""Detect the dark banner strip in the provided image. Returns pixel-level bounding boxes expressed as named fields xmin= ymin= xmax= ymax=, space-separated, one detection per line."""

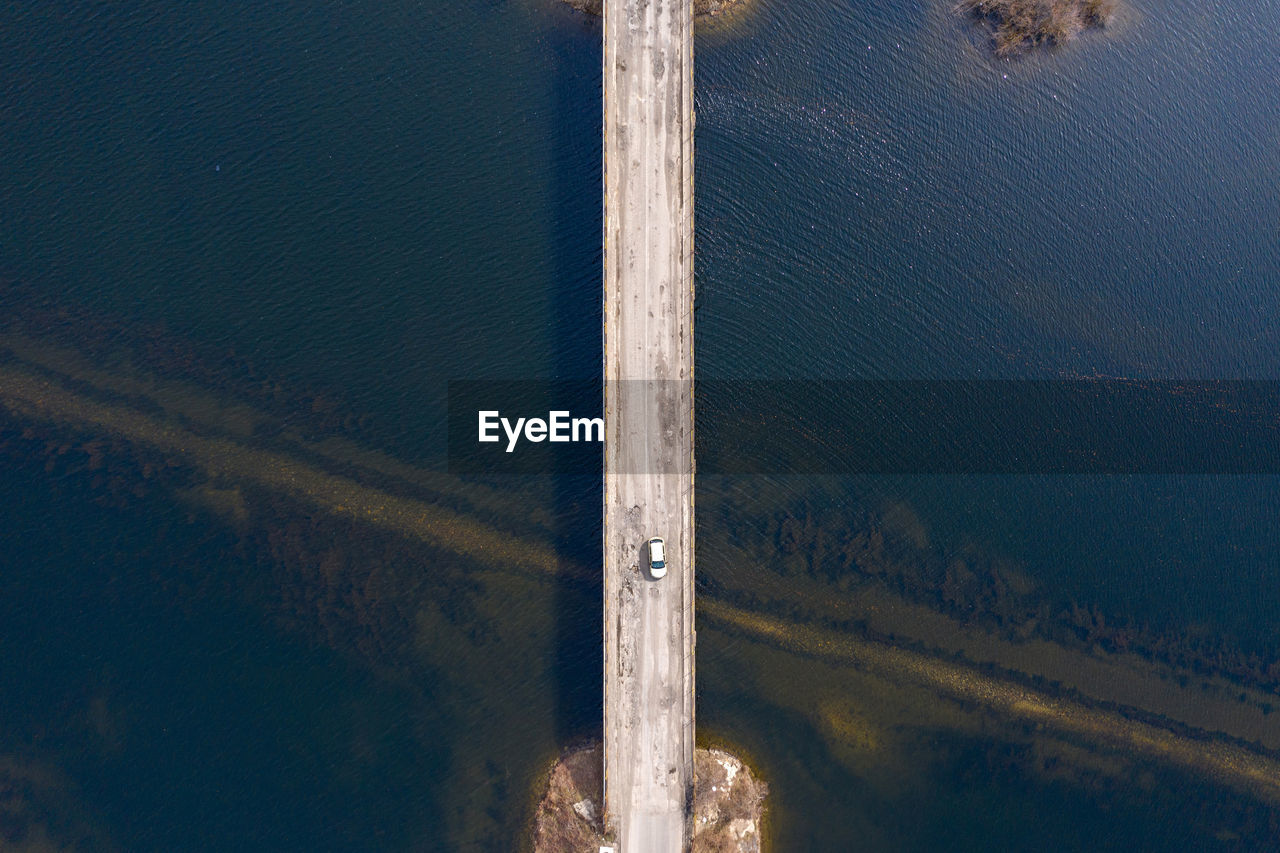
xmin=448 ymin=380 xmax=1280 ymax=475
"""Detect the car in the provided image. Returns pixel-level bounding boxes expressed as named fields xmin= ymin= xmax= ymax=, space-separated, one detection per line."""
xmin=647 ymin=537 xmax=667 ymax=579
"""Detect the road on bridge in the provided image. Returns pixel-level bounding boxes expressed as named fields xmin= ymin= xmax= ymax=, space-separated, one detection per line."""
xmin=602 ymin=0 xmax=695 ymax=843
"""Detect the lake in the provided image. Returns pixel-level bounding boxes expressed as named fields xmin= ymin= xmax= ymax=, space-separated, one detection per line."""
xmin=0 ymin=0 xmax=1277 ymax=847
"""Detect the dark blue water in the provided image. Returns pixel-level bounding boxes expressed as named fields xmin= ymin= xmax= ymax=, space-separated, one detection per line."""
xmin=1 ymin=0 xmax=1278 ymax=847
xmin=693 ymin=0 xmax=1280 ymax=641
xmin=695 ymin=0 xmax=1280 ymax=380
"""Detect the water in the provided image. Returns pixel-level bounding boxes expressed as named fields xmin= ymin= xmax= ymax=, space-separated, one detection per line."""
xmin=1 ymin=0 xmax=1278 ymax=847
xmin=695 ymin=0 xmax=1279 ymax=381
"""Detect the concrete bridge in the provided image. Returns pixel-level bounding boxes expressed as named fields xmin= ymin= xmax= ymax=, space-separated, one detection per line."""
xmin=601 ymin=0 xmax=695 ymax=842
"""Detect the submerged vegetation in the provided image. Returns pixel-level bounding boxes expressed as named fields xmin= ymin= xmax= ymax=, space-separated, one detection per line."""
xmin=0 ymin=277 xmax=595 ymax=849
xmin=0 ymin=757 xmax=116 ymax=851
xmin=6 ymin=283 xmax=1280 ymax=846
xmin=764 ymin=500 xmax=1280 ymax=703
xmin=956 ymin=0 xmax=1112 ymax=56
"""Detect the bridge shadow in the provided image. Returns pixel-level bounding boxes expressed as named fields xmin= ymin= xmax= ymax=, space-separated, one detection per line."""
xmin=546 ymin=16 xmax=605 ymax=747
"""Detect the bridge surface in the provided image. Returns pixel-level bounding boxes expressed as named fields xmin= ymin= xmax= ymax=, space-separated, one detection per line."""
xmin=601 ymin=0 xmax=694 ymax=842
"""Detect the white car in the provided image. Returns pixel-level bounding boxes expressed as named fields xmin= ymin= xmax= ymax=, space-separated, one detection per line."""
xmin=647 ymin=537 xmax=667 ymax=579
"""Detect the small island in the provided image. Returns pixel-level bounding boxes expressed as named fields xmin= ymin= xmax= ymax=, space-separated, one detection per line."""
xmin=532 ymin=743 xmax=768 ymax=852
xmin=957 ymin=0 xmax=1112 ymax=56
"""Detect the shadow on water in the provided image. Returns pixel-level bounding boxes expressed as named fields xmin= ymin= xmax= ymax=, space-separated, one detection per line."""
xmin=546 ymin=23 xmax=605 ymax=745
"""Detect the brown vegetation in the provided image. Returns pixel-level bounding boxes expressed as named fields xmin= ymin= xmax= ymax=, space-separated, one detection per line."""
xmin=765 ymin=501 xmax=1280 ymax=703
xmin=0 ymin=413 xmax=499 ymax=673
xmin=0 ymin=276 xmax=375 ymax=443
xmin=691 ymin=749 xmax=768 ymax=853
xmin=701 ymin=597 xmax=1280 ymax=808
xmin=531 ymin=745 xmax=608 ymax=851
xmin=955 ymin=0 xmax=1112 ymax=56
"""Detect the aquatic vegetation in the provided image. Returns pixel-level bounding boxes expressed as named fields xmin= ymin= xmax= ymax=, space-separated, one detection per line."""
xmin=0 ymin=286 xmax=604 ymax=846
xmin=0 ymin=363 xmax=568 ymax=583
xmin=0 ymin=345 xmax=575 ymax=849
xmin=0 ymin=286 xmax=578 ymax=691
xmin=8 ymin=287 xmax=1280 ymax=844
xmin=955 ymin=0 xmax=1112 ymax=56
xmin=764 ymin=499 xmax=1280 ymax=703
xmin=0 ymin=756 xmax=115 ymax=851
xmin=701 ymin=597 xmax=1280 ymax=808
xmin=697 ymin=483 xmax=1280 ymax=841
xmin=816 ymin=699 xmax=883 ymax=755
xmin=698 ymin=610 xmax=1280 ymax=846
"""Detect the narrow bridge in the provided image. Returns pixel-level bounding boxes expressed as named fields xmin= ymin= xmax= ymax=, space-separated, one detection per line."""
xmin=601 ymin=0 xmax=695 ymax=842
